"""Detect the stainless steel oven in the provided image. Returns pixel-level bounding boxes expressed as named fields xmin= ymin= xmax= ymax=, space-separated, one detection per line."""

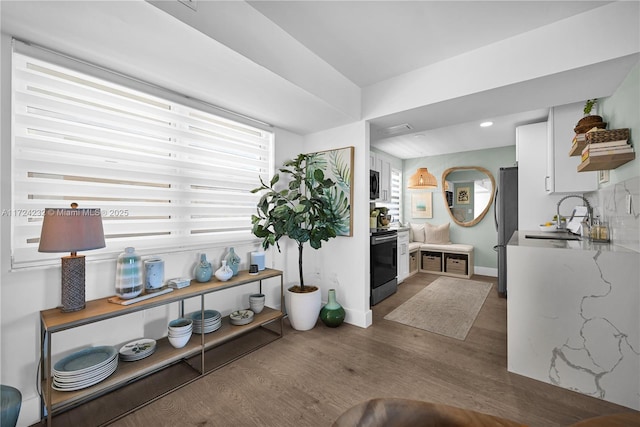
xmin=370 ymin=229 xmax=397 ymax=305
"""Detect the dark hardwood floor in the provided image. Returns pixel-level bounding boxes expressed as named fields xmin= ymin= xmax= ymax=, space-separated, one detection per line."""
xmin=42 ymin=273 xmax=638 ymax=427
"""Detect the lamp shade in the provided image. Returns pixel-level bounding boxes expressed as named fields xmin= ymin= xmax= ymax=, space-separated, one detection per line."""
xmin=38 ymin=207 xmax=105 ymax=253
xmin=408 ymin=168 xmax=437 ymax=189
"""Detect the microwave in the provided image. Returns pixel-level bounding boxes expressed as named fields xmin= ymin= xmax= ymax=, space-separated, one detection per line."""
xmin=370 ymin=170 xmax=380 ymax=200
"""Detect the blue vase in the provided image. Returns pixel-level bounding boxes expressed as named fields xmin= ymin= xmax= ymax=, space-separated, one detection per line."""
xmin=225 ymin=247 xmax=241 ymax=276
xmin=195 ymin=254 xmax=212 ymax=282
xmin=319 ymin=289 xmax=345 ymax=327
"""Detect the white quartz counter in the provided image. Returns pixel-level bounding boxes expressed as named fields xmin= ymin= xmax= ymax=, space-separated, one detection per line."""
xmin=507 ymin=231 xmax=640 ymax=410
xmin=509 ymin=230 xmax=638 ymax=253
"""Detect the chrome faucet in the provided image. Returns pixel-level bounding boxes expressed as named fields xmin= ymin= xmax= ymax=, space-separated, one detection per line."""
xmin=556 ymin=194 xmax=592 ymax=230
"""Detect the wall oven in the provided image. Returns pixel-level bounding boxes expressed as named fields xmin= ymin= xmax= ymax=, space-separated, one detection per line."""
xmin=370 ymin=229 xmax=397 ymax=305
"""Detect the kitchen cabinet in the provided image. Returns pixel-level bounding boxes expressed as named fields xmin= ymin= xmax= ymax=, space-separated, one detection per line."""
xmin=397 ymin=230 xmax=409 ymax=283
xmin=39 ymin=269 xmax=283 ymax=426
xmin=546 ymin=103 xmax=597 ymax=193
xmin=517 ymin=122 xmax=562 ymax=231
xmin=370 ymin=151 xmax=392 ymax=202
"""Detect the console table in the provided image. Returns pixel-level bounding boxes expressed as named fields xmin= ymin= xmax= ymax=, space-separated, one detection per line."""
xmin=39 ymin=268 xmax=283 ymax=426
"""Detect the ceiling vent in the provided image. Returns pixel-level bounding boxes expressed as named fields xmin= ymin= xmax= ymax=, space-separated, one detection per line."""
xmin=379 ymin=123 xmax=413 ymax=136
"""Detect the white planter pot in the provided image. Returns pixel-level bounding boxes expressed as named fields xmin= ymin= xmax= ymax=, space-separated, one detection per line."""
xmin=285 ymin=287 xmax=321 ymax=331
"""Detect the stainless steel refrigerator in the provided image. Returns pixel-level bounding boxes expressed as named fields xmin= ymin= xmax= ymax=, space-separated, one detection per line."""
xmin=494 ymin=166 xmax=518 ymax=297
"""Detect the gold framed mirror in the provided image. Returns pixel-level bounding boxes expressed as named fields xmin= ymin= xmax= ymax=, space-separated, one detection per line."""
xmin=442 ymin=166 xmax=495 ymax=227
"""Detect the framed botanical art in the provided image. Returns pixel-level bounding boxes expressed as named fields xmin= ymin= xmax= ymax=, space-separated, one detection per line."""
xmin=411 ymin=193 xmax=433 ymax=218
xmin=306 ymin=146 xmax=354 ymax=236
xmin=456 ymin=187 xmax=470 ymax=205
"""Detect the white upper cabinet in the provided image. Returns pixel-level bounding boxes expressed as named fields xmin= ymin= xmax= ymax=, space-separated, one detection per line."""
xmin=370 ymin=151 xmax=392 ymax=202
xmin=546 ymin=103 xmax=598 ymax=193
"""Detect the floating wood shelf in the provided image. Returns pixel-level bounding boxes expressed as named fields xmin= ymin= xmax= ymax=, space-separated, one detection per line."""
xmin=569 ymin=140 xmax=587 ymax=157
xmin=577 ymin=151 xmax=635 ymax=172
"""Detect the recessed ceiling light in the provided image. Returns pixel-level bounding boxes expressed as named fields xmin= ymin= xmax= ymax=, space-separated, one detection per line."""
xmin=480 ymin=121 xmax=493 ymax=127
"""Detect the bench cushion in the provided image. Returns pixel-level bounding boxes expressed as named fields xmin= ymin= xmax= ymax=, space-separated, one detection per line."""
xmin=408 ymin=242 xmax=422 ymax=252
xmin=420 ymin=243 xmax=473 ymax=253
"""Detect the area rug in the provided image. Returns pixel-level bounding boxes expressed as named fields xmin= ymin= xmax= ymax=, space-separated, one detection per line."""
xmin=384 ymin=277 xmax=492 ymax=340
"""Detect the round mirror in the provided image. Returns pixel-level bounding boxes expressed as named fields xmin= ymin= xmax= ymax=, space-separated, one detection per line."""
xmin=442 ymin=166 xmax=495 ymax=227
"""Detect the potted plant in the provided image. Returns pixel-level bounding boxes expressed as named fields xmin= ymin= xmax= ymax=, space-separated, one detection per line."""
xmin=583 ymin=98 xmax=598 ymax=116
xmin=251 ymin=153 xmax=342 ymax=330
xmin=575 ymin=98 xmax=604 ymax=134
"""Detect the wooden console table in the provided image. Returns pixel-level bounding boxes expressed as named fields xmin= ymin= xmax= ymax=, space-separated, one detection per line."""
xmin=39 ymin=269 xmax=283 ymax=426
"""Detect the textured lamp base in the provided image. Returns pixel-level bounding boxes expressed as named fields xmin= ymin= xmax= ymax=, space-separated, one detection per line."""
xmin=61 ymin=255 xmax=86 ymax=312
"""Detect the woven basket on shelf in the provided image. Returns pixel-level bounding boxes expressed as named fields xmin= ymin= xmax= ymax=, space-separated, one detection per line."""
xmin=574 ymin=115 xmax=606 ymax=134
xmin=585 ymin=128 xmax=630 ymax=144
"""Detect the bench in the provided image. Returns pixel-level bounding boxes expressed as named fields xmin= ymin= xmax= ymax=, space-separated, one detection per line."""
xmin=409 ymin=242 xmax=474 ymax=279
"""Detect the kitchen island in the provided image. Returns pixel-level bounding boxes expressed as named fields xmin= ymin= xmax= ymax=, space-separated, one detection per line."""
xmin=507 ymin=231 xmax=639 ymax=410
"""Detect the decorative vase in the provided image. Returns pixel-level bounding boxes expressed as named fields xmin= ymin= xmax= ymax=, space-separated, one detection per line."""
xmin=115 ymin=247 xmax=143 ymax=299
xmin=194 ymin=254 xmax=212 ymax=283
xmin=319 ymin=289 xmax=345 ymax=327
xmin=214 ymin=260 xmax=233 ymax=282
xmin=225 ymin=247 xmax=241 ymax=276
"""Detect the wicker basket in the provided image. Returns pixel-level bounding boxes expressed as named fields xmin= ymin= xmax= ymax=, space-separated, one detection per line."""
xmin=585 ymin=128 xmax=630 ymax=144
xmin=574 ymin=120 xmax=607 ymax=134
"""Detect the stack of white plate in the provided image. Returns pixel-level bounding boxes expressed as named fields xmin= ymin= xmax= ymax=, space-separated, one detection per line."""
xmin=119 ymin=339 xmax=157 ymax=362
xmin=52 ymin=346 xmax=118 ymax=392
xmin=187 ymin=310 xmax=222 ymax=334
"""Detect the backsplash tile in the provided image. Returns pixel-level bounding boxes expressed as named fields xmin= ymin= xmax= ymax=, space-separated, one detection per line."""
xmin=587 ymin=176 xmax=639 ymax=253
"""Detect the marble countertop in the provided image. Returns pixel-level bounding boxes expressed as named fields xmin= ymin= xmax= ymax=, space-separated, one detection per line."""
xmin=508 ymin=230 xmax=637 ymax=253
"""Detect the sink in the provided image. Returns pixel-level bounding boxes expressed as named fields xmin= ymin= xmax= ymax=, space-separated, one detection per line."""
xmin=524 ymin=232 xmax=581 ymax=241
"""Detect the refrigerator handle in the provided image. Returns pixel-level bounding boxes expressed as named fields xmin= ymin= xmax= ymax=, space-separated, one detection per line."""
xmin=493 ymin=187 xmax=499 ymax=232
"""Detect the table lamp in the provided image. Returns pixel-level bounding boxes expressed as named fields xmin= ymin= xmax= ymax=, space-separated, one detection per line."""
xmin=38 ymin=203 xmax=106 ymax=312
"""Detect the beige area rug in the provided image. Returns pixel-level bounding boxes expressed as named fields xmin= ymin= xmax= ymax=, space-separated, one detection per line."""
xmin=384 ymin=277 xmax=492 ymax=340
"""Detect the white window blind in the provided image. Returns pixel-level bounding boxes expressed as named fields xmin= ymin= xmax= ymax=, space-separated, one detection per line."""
xmin=11 ymin=48 xmax=274 ymax=269
xmin=378 ymin=169 xmax=402 ymax=223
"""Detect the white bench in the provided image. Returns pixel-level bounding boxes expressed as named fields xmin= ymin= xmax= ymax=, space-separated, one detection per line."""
xmin=409 ymin=242 xmax=474 ymax=279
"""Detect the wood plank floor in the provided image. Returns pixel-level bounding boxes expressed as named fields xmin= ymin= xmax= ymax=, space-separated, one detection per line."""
xmin=42 ymin=273 xmax=638 ymax=427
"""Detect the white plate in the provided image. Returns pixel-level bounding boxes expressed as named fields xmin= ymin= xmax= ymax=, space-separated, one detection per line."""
xmin=54 ymin=358 xmax=117 ymax=384
xmin=53 ymin=346 xmax=117 ymax=377
xmin=52 ymin=362 xmax=117 ymax=391
xmin=119 ymin=339 xmax=156 ymax=361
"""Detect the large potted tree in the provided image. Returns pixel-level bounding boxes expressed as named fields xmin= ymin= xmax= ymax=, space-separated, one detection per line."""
xmin=251 ymin=153 xmax=342 ymax=330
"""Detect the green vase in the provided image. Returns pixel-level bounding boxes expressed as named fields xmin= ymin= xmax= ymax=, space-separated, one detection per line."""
xmin=320 ymin=289 xmax=345 ymax=327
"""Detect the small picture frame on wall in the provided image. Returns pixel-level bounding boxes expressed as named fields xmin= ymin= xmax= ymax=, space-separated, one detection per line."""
xmin=411 ymin=193 xmax=433 ymax=218
xmin=598 ymin=169 xmax=610 ymax=184
xmin=456 ymin=187 xmax=470 ymax=204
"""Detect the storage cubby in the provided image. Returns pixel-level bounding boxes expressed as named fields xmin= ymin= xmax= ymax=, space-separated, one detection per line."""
xmin=419 ymin=247 xmax=473 ymax=279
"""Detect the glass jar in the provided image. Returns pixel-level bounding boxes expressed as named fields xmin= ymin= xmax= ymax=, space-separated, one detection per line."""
xmin=115 ymin=247 xmax=143 ymax=299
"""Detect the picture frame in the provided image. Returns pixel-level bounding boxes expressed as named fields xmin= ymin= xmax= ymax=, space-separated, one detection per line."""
xmin=411 ymin=193 xmax=433 ymax=218
xmin=306 ymin=146 xmax=354 ymax=236
xmin=598 ymin=169 xmax=610 ymax=184
xmin=456 ymin=187 xmax=470 ymax=205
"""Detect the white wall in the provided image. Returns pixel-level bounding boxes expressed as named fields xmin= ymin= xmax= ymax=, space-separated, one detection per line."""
xmin=304 ymin=122 xmax=372 ymax=328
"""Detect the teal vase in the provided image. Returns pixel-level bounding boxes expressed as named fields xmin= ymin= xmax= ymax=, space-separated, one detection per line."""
xmin=225 ymin=247 xmax=241 ymax=276
xmin=320 ymin=289 xmax=345 ymax=328
xmin=195 ymin=254 xmax=212 ymax=282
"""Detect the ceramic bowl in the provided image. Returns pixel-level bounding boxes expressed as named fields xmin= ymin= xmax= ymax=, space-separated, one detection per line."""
xmin=168 ymin=318 xmax=193 ymax=333
xmin=168 ymin=328 xmax=192 ymax=337
xmin=168 ymin=331 xmax=192 ymax=348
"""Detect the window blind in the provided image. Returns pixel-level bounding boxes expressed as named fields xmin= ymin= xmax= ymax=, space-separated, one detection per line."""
xmin=377 ymin=169 xmax=402 ymax=223
xmin=11 ymin=49 xmax=274 ymax=269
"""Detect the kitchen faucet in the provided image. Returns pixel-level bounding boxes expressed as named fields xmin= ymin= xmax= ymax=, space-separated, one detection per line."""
xmin=556 ymin=194 xmax=593 ymax=230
